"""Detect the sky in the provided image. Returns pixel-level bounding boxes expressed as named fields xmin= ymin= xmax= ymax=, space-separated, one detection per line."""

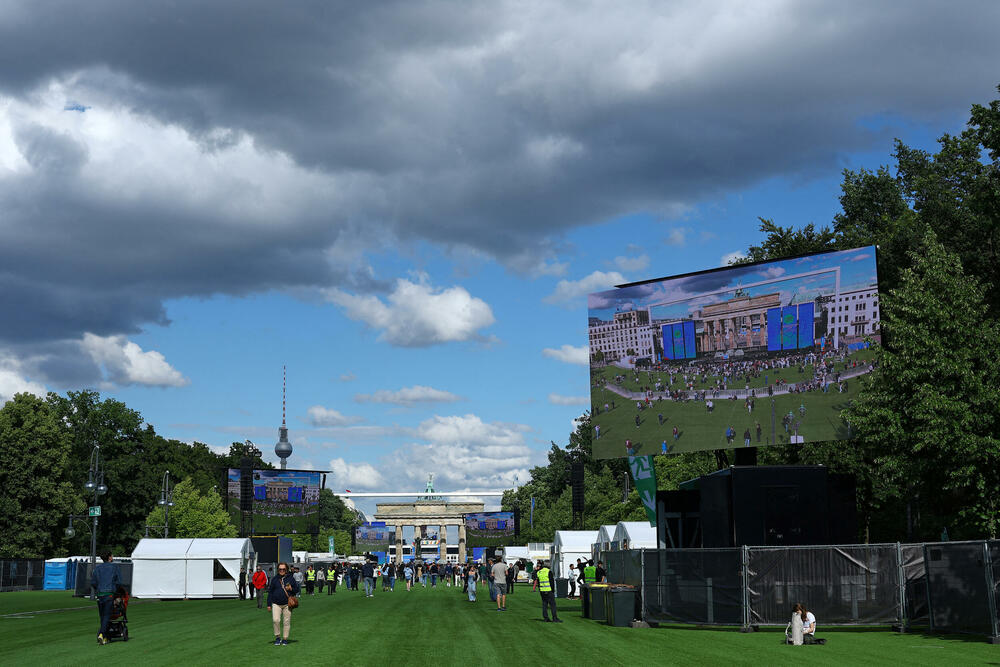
xmin=1 ymin=1 xmax=999 ymax=519
xmin=588 ymin=246 xmax=878 ymax=320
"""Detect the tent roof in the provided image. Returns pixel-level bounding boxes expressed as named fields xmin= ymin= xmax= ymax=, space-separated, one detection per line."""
xmin=185 ymin=538 xmax=253 ymax=558
xmin=596 ymin=524 xmax=617 ymax=543
xmin=131 ymin=538 xmax=194 ymax=559
xmin=613 ymin=521 xmax=656 ymax=546
xmin=552 ymin=530 xmax=598 ymax=551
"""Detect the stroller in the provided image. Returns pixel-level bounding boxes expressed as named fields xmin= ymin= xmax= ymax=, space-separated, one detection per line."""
xmin=105 ymin=587 xmax=130 ymax=642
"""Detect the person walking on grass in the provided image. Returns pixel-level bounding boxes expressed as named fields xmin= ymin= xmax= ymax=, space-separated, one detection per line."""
xmin=90 ymin=551 xmax=121 ymax=645
xmin=404 ymin=563 xmax=413 ymax=591
xmin=492 ymin=556 xmax=509 ymax=611
xmin=467 ymin=563 xmax=478 ymax=602
xmin=252 ymin=565 xmax=269 ymax=608
xmin=305 ymin=565 xmax=316 ymax=595
xmin=532 ymin=560 xmax=561 ymax=622
xmin=316 ymin=564 xmax=325 ymax=594
xmin=239 ymin=566 xmax=248 ymax=600
xmin=267 ymin=562 xmax=300 ymax=646
xmin=362 ymin=560 xmax=375 ymax=598
xmin=326 ymin=565 xmax=336 ymax=595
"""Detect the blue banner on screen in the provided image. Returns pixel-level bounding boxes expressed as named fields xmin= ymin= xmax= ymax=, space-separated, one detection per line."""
xmin=226 ymin=468 xmax=323 ymax=534
xmin=797 ymin=302 xmax=814 ymax=348
xmin=463 ymin=511 xmax=518 ymax=547
xmin=662 ymin=321 xmax=696 ymax=360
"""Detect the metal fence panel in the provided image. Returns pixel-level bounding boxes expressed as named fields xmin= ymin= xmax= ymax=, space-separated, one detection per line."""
xmin=747 ymin=545 xmax=901 ymax=626
xmin=901 ymin=543 xmax=928 ymax=625
xmin=923 ymin=541 xmax=994 ymax=635
xmin=644 ymin=548 xmax=744 ymax=625
xmin=0 ymin=560 xmax=44 ymax=591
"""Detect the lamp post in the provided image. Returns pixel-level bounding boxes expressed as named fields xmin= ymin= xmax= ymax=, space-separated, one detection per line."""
xmin=146 ymin=470 xmax=175 ymax=538
xmin=67 ymin=444 xmax=107 ymax=599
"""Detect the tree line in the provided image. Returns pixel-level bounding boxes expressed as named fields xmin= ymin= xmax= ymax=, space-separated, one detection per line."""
xmin=0 ymin=390 xmax=362 ymax=558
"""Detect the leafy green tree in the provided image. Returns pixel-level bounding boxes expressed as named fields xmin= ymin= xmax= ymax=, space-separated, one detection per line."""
xmin=845 ymin=230 xmax=1000 ymax=538
xmin=145 ymin=478 xmax=237 ymax=539
xmin=0 ymin=393 xmax=81 ymax=558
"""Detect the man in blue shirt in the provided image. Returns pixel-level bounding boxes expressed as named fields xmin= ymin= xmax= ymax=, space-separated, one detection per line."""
xmin=90 ymin=551 xmax=121 ymax=645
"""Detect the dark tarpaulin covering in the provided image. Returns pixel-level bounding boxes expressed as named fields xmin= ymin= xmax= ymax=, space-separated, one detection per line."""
xmin=644 ymin=548 xmax=744 ymax=625
xmin=901 ymin=543 xmax=928 ymax=625
xmin=924 ymin=541 xmax=994 ymax=635
xmin=991 ymin=541 xmax=1000 ymax=638
xmin=747 ymin=545 xmax=901 ymax=626
xmin=0 ymin=559 xmax=44 ymax=591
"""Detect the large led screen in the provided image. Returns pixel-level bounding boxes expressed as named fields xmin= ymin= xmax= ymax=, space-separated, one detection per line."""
xmin=587 ymin=245 xmax=880 ymax=458
xmin=354 ymin=522 xmax=394 ymax=551
xmin=463 ymin=511 xmax=518 ymax=547
xmin=226 ymin=469 xmax=323 ymax=534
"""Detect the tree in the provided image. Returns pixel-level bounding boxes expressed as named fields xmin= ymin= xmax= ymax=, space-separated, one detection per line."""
xmin=0 ymin=394 xmax=81 ymax=558
xmin=740 ymin=219 xmax=836 ymax=265
xmin=145 ymin=478 xmax=237 ymax=539
xmin=845 ymin=230 xmax=1000 ymax=539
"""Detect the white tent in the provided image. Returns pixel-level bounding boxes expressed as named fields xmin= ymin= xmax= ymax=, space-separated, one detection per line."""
xmin=593 ymin=524 xmax=618 ymax=559
xmin=550 ymin=530 xmax=598 ymax=581
xmin=131 ymin=538 xmax=254 ymax=599
xmin=612 ymin=521 xmax=657 ymax=550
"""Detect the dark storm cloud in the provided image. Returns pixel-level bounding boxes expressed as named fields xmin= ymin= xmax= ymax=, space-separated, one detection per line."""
xmin=1 ymin=0 xmax=999 ymax=359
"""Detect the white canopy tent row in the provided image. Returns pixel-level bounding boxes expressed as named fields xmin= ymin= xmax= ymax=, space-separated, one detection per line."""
xmin=549 ymin=530 xmax=599 ymax=581
xmin=612 ymin=521 xmax=657 ymax=550
xmin=593 ymin=524 xmax=618 ymax=560
xmin=130 ymin=538 xmax=255 ymax=599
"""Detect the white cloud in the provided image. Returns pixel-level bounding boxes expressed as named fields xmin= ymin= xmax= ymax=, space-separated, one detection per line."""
xmin=720 ymin=251 xmax=746 ymax=266
xmin=324 ymin=273 xmax=495 ymax=347
xmin=393 ymin=414 xmax=536 ymax=489
xmin=665 ymin=227 xmax=688 ymax=246
xmin=339 ymin=372 xmax=357 ymax=382
xmin=542 ymin=344 xmax=589 ymax=366
xmin=81 ymin=333 xmax=188 ymax=387
xmin=548 ymin=393 xmax=588 ymax=406
xmin=328 ymin=457 xmax=385 ymax=489
xmin=0 ymin=364 xmax=47 ymax=404
xmin=611 ymin=254 xmax=650 ymax=273
xmin=354 ymin=385 xmax=462 ymax=406
xmin=306 ymin=405 xmax=364 ymax=427
xmin=544 ymin=270 xmax=625 ymax=305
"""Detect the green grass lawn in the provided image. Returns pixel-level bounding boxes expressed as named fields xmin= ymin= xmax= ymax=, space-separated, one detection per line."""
xmin=590 ymin=350 xmax=875 ymax=457
xmin=3 ymin=586 xmax=996 ymax=666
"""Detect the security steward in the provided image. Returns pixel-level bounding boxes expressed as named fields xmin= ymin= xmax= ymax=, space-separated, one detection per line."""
xmin=326 ymin=565 xmax=337 ymax=595
xmin=584 ymin=560 xmax=597 ymax=585
xmin=306 ymin=564 xmax=317 ymax=595
xmin=533 ymin=560 xmax=562 ymax=623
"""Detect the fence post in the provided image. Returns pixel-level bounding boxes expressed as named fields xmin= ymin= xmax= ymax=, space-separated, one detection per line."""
xmin=923 ymin=544 xmax=934 ymax=634
xmin=896 ymin=542 xmax=906 ymax=633
xmin=983 ymin=541 xmax=999 ymax=643
xmin=741 ymin=545 xmax=751 ymax=631
xmin=640 ymin=548 xmax=647 ymax=623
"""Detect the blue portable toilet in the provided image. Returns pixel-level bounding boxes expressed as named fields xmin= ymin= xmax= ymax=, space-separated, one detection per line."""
xmin=43 ymin=558 xmax=72 ymax=590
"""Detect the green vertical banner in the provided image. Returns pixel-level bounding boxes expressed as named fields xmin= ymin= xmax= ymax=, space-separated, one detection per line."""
xmin=628 ymin=455 xmax=657 ymax=526
xmin=328 ymin=535 xmax=335 ymax=555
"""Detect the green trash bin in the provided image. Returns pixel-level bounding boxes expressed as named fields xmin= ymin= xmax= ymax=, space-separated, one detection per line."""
xmin=581 ymin=584 xmax=591 ymax=618
xmin=556 ymin=577 xmax=568 ymax=598
xmin=589 ymin=584 xmax=609 ymax=622
xmin=605 ymin=586 xmax=637 ymax=627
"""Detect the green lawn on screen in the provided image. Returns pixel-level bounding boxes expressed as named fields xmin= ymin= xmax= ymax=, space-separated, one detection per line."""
xmin=2 ymin=586 xmax=996 ymax=666
xmin=591 ymin=350 xmax=874 ymax=458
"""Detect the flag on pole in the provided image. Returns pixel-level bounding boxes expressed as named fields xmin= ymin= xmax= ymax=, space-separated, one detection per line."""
xmin=530 ymin=496 xmax=535 ymax=528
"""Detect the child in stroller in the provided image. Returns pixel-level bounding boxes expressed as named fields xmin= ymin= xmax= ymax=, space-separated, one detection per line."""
xmin=105 ymin=586 xmax=130 ymax=642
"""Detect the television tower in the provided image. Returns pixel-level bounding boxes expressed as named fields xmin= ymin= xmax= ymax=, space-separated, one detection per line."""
xmin=275 ymin=365 xmax=292 ymax=469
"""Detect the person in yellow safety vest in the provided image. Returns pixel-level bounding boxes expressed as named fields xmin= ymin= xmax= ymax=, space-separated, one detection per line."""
xmin=326 ymin=567 xmax=336 ymax=595
xmin=305 ymin=565 xmax=316 ymax=595
xmin=533 ymin=561 xmax=562 ymax=623
xmin=583 ymin=560 xmax=597 ymax=585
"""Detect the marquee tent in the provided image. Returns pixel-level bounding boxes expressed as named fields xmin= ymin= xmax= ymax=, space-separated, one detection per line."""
xmin=593 ymin=524 xmax=618 ymax=558
xmin=130 ymin=538 xmax=254 ymax=599
xmin=550 ymin=530 xmax=598 ymax=581
xmin=612 ymin=522 xmax=656 ymax=550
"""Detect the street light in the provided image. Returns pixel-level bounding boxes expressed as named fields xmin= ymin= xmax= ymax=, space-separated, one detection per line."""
xmin=146 ymin=470 xmax=175 ymax=538
xmin=66 ymin=444 xmax=107 ymax=600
